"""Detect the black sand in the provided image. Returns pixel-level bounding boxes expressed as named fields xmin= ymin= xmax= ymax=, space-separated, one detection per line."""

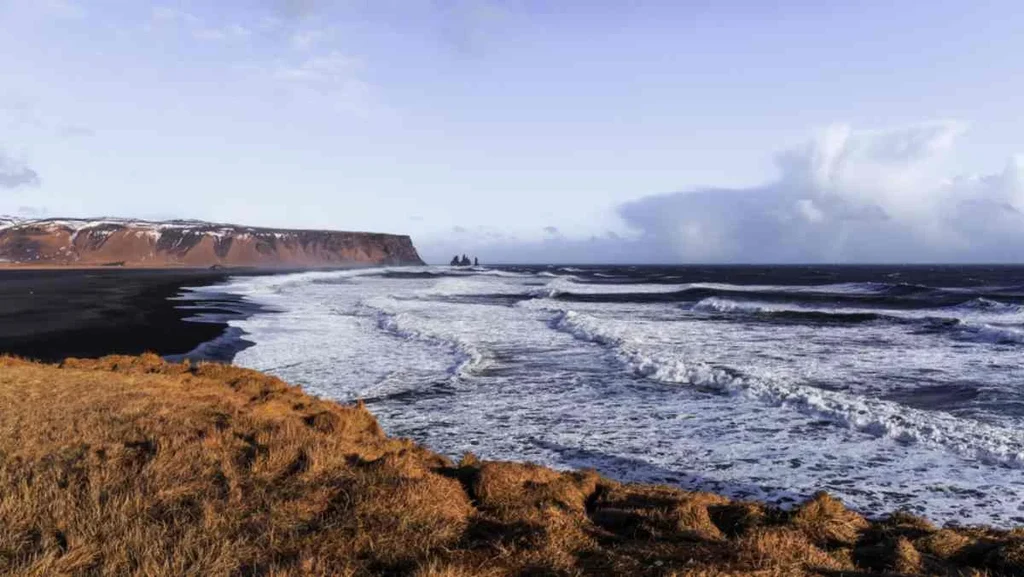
xmin=0 ymin=269 xmax=259 ymax=363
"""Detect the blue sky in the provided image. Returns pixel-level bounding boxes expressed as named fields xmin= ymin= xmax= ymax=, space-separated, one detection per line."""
xmin=2 ymin=0 xmax=1024 ymax=262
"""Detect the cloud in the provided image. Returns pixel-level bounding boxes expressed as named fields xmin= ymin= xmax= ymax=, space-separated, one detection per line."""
xmin=420 ymin=122 xmax=1024 ymax=264
xmin=16 ymin=205 xmax=46 ymax=217
xmin=193 ymin=23 xmax=253 ymax=42
xmin=58 ymin=124 xmax=95 ymax=138
xmin=275 ymin=51 xmax=361 ymax=83
xmin=291 ymin=29 xmax=329 ymax=50
xmin=151 ymin=7 xmax=251 ymax=42
xmin=0 ymin=99 xmax=43 ymax=130
xmin=264 ymin=0 xmax=515 ymax=55
xmin=148 ymin=5 xmax=371 ymax=113
xmin=271 ymin=51 xmax=373 ymax=112
xmin=151 ymin=6 xmax=200 ymax=26
xmin=20 ymin=0 xmax=86 ymax=19
xmin=275 ymin=0 xmax=322 ymax=18
xmin=418 ymin=232 xmax=635 ymax=265
xmin=612 ymin=121 xmax=1024 ymax=263
xmin=0 ymin=150 xmax=40 ymax=189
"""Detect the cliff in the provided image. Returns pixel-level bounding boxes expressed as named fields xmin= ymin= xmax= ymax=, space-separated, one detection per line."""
xmin=0 ymin=217 xmax=424 ymax=268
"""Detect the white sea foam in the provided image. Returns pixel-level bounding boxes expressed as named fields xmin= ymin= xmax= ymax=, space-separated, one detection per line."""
xmin=956 ymin=322 xmax=1024 ymax=344
xmin=691 ymin=297 xmax=787 ymax=314
xmin=954 ymin=297 xmax=1022 ymax=313
xmin=366 ymin=297 xmax=490 ymax=377
xmin=184 ymin=267 xmax=1024 ymax=526
xmin=540 ymin=280 xmax=896 ymax=298
xmin=416 ymin=276 xmax=534 ymax=297
xmin=551 ymin=309 xmax=1024 ymax=468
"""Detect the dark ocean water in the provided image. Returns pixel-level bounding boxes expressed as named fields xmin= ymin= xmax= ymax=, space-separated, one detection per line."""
xmin=182 ymin=265 xmax=1024 ymax=526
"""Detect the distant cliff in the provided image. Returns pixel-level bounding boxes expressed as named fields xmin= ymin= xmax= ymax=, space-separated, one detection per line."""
xmin=0 ymin=218 xmax=424 ymax=268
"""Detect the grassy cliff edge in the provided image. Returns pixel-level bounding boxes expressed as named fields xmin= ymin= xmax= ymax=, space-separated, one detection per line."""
xmin=0 ymin=355 xmax=1021 ymax=576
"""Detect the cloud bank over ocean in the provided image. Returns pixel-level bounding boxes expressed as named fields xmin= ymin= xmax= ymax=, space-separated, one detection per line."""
xmin=422 ymin=122 xmax=1024 ymax=264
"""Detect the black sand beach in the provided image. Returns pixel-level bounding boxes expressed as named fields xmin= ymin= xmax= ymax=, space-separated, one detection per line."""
xmin=0 ymin=269 xmax=260 ymax=363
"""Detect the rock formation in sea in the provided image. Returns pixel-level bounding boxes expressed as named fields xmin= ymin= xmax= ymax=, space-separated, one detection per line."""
xmin=0 ymin=217 xmax=424 ymax=267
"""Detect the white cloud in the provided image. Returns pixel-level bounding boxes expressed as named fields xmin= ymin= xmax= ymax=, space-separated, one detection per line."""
xmin=151 ymin=6 xmax=200 ymax=26
xmin=151 ymin=7 xmax=251 ymax=43
xmin=275 ymin=51 xmax=361 ymax=83
xmin=421 ymin=122 xmax=1024 ymax=264
xmin=262 ymin=0 xmax=517 ymax=55
xmin=291 ymin=29 xmax=329 ymax=50
xmin=613 ymin=122 xmax=1024 ymax=262
xmin=193 ymin=23 xmax=253 ymax=42
xmin=17 ymin=205 xmax=47 ymax=217
xmin=58 ymin=124 xmax=96 ymax=138
xmin=35 ymin=0 xmax=85 ymax=19
xmin=271 ymin=51 xmax=374 ymax=112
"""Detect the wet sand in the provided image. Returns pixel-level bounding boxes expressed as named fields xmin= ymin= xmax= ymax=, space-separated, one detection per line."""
xmin=0 ymin=269 xmax=251 ymax=362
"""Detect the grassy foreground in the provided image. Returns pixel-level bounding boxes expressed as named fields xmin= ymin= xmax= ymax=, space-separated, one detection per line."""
xmin=0 ymin=356 xmax=1022 ymax=576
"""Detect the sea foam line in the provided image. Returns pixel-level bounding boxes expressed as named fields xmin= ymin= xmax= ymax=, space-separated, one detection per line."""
xmin=364 ymin=300 xmax=488 ymax=380
xmin=550 ymin=309 xmax=1024 ymax=468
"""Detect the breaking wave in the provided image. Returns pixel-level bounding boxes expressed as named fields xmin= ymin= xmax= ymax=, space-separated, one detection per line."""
xmin=367 ymin=300 xmax=489 ymax=378
xmin=955 ymin=322 xmax=1024 ymax=345
xmin=550 ymin=309 xmax=1024 ymax=468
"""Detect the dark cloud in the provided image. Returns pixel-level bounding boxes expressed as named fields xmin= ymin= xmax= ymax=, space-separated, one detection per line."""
xmin=543 ymin=226 xmax=560 ymax=236
xmin=0 ymin=151 xmax=40 ymax=189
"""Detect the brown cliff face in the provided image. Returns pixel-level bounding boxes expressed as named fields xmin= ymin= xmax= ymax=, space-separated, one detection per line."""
xmin=0 ymin=218 xmax=424 ymax=268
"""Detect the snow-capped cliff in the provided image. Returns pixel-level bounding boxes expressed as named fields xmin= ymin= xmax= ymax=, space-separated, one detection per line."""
xmin=0 ymin=217 xmax=424 ymax=267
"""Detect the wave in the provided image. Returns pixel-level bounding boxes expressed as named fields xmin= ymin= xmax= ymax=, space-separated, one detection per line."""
xmin=165 ymin=326 xmax=254 ymax=364
xmin=373 ymin=308 xmax=487 ymax=378
xmin=546 ymin=283 xmax=903 ymax=306
xmin=544 ymin=280 xmax=1024 ymax=315
xmin=955 ymin=322 xmax=1024 ymax=345
xmin=688 ymin=297 xmax=884 ymax=323
xmin=952 ymin=297 xmax=1023 ymax=314
xmin=550 ymin=309 xmax=1024 ymax=468
xmin=361 ymin=294 xmax=495 ymax=379
xmin=416 ymin=277 xmax=533 ymax=298
xmin=688 ymin=297 xmax=1024 ymax=341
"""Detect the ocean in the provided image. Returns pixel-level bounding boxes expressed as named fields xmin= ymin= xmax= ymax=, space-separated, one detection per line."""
xmin=184 ymin=265 xmax=1024 ymax=527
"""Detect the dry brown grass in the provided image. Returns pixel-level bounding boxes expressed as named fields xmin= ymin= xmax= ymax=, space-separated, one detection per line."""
xmin=0 ymin=354 xmax=1021 ymax=576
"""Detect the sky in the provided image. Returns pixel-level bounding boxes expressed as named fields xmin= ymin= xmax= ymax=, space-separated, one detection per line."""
xmin=2 ymin=0 xmax=1024 ymax=263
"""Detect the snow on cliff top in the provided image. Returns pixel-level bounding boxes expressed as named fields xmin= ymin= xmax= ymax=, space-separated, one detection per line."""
xmin=0 ymin=217 xmax=225 ymax=232
xmin=0 ymin=216 xmax=405 ymax=238
xmin=1 ymin=217 xmax=301 ymax=234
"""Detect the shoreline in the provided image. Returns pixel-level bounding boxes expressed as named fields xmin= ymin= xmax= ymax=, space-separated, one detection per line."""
xmin=4 ymin=268 xmax=1023 ymax=535
xmin=0 ymin=354 xmax=1020 ymax=576
xmin=0 ymin=268 xmax=268 ymax=363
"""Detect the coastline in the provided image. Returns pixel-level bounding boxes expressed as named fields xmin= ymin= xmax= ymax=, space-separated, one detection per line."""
xmin=1 ymin=354 xmax=1021 ymax=576
xmin=0 ymin=268 xmax=266 ymax=363
xmin=1 ymin=268 xmax=1022 ymax=574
